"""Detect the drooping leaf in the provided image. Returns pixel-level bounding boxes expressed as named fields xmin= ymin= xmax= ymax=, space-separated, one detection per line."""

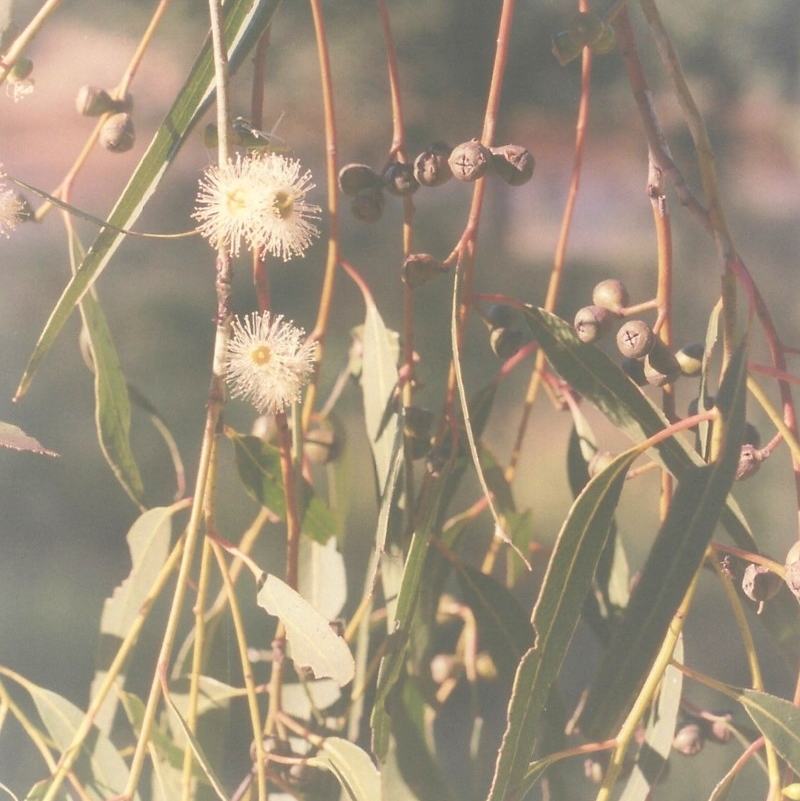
xmin=257 ymin=574 xmax=355 ymax=687
xmin=360 ymin=303 xmax=400 ymax=494
xmin=20 ymin=678 xmax=141 ymax=801
xmin=578 ymin=342 xmax=747 ymax=740
xmin=524 ymin=307 xmax=800 ymax=661
xmin=0 ymin=422 xmax=57 ymax=456
xmin=740 ymin=689 xmax=800 ymax=776
xmin=486 ymin=442 xmax=646 ymax=801
xmin=227 ymin=429 xmax=339 ymax=544
xmin=161 ymin=682 xmax=231 ymax=801
xmin=71 ymin=230 xmax=144 ymax=508
xmin=299 ymin=536 xmax=347 ymax=620
xmin=309 ymin=737 xmax=381 ymax=801
xmin=619 ymin=637 xmax=684 ymax=801
xmin=15 ymin=0 xmax=281 ymax=399
xmin=91 ymin=506 xmax=175 ymax=732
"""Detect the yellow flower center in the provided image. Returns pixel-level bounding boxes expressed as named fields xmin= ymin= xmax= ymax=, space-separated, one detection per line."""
xmin=273 ymin=189 xmax=295 ymax=220
xmin=250 ymin=345 xmax=272 ymax=366
xmin=226 ymin=187 xmax=249 ymax=215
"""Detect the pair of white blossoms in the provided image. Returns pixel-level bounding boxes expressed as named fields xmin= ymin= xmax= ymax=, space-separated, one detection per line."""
xmin=194 ymin=151 xmax=320 ymax=417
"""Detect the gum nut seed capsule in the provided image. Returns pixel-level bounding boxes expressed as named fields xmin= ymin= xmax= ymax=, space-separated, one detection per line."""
xmin=486 ymin=303 xmax=514 ymax=329
xmin=643 ymin=351 xmax=680 ymax=387
xmin=338 ymin=163 xmax=380 ymax=196
xmin=592 ymin=278 xmax=630 ymax=313
xmin=735 ymin=444 xmax=764 ymax=481
xmin=742 ymin=563 xmax=782 ymax=612
xmin=672 ymin=723 xmax=705 ymax=756
xmin=99 ymin=112 xmax=135 ymax=152
xmin=675 ymin=343 xmax=705 ymax=376
xmin=616 ymin=320 xmax=654 ymax=358
xmin=413 ymin=141 xmax=453 ymax=187
xmin=304 ymin=426 xmax=340 ymax=465
xmin=402 ymin=253 xmax=448 ymax=288
xmin=587 ymin=450 xmax=615 ymax=477
xmin=622 ymin=356 xmax=648 ymax=386
xmin=489 ymin=144 xmax=535 ymax=186
xmin=785 ymin=559 xmax=800 ymax=601
xmin=76 ymin=85 xmax=116 ymax=116
xmin=9 ymin=56 xmax=33 ymax=81
xmin=350 ymin=185 xmax=384 ymax=223
xmin=706 ymin=712 xmax=733 ymax=744
xmin=568 ymin=11 xmax=605 ymax=47
xmin=448 ymin=139 xmax=492 ymax=182
xmin=574 ymin=305 xmax=614 ymax=343
xmin=591 ymin=22 xmax=616 ymax=55
xmin=490 ymin=327 xmax=524 ymax=360
xmin=382 ymin=162 xmax=419 ymax=196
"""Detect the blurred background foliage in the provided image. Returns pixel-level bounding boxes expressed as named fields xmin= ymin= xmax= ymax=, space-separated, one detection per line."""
xmin=0 ymin=0 xmax=799 ymax=797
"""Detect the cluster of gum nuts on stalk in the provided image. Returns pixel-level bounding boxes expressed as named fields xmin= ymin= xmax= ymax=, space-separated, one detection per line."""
xmin=337 ymin=139 xmax=535 ymax=223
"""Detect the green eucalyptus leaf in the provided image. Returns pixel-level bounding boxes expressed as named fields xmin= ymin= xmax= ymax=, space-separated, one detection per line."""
xmin=70 ymin=231 xmax=144 ymax=508
xmin=91 ymin=506 xmax=175 ymax=732
xmin=487 ymin=443 xmax=645 ymax=801
xmin=19 ymin=678 xmax=141 ymax=801
xmin=578 ymin=342 xmax=747 ymax=740
xmin=227 ymin=430 xmax=339 ymax=544
xmin=15 ymin=0 xmax=281 ymax=400
xmin=740 ymin=689 xmax=800 ymax=776
xmin=360 ymin=302 xmax=400 ymax=493
xmin=309 ymin=737 xmax=382 ymax=801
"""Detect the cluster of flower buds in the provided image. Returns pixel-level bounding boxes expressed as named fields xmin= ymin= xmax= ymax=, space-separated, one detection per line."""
xmin=339 ymin=140 xmax=534 ymax=223
xmin=672 ymin=710 xmax=733 ymax=756
xmin=75 ymin=86 xmax=135 ymax=153
xmin=573 ymin=278 xmax=706 ymax=390
xmin=551 ymin=10 xmax=616 ymax=66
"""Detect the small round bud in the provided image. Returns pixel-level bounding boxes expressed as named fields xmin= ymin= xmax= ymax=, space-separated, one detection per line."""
xmin=448 ymin=140 xmax=492 ymax=182
xmin=382 ymin=161 xmax=419 ymax=196
xmin=643 ymin=341 xmax=681 ymax=387
xmin=551 ymin=30 xmax=582 ymax=66
xmin=622 ymin=356 xmax=647 ymax=386
xmin=414 ymin=141 xmax=452 ymax=187
xmin=430 ymin=653 xmax=458 ymax=684
xmin=304 ymin=425 xmax=341 ymax=465
xmin=616 ymin=320 xmax=654 ymax=359
xmin=338 ymin=163 xmax=380 ymax=196
xmin=490 ymin=327 xmax=524 ymax=360
xmin=489 ymin=144 xmax=535 ymax=186
xmin=475 ymin=652 xmax=498 ymax=681
xmin=76 ymin=85 xmax=117 ymax=117
xmin=99 ymin=112 xmax=135 ymax=153
xmin=735 ymin=444 xmax=765 ymax=481
xmin=672 ymin=722 xmax=705 ymax=756
xmin=675 ymin=343 xmax=705 ymax=376
xmin=9 ymin=56 xmax=33 ymax=81
xmin=486 ymin=303 xmax=514 ymax=329
xmin=401 ymin=253 xmax=448 ymax=288
xmin=568 ymin=11 xmax=605 ymax=47
xmin=588 ymin=450 xmax=616 ymax=478
xmin=350 ymin=185 xmax=384 ymax=223
xmin=592 ymin=278 xmax=629 ymax=314
xmin=705 ymin=712 xmax=733 ymax=744
xmin=742 ymin=563 xmax=782 ymax=612
xmin=574 ymin=305 xmax=614 ymax=343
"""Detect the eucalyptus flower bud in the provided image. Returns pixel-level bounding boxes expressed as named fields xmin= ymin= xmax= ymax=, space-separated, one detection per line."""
xmin=414 ymin=141 xmax=452 ymax=187
xmin=76 ymin=85 xmax=117 ymax=117
xmin=490 ymin=144 xmax=535 ymax=186
xmin=574 ymin=305 xmax=614 ymax=343
xmin=99 ymin=112 xmax=135 ymax=153
xmin=350 ymin=185 xmax=384 ymax=223
xmin=402 ymin=253 xmax=448 ymax=288
xmin=448 ymin=139 xmax=492 ymax=182
xmin=382 ymin=161 xmax=419 ymax=196
xmin=338 ymin=163 xmax=380 ymax=196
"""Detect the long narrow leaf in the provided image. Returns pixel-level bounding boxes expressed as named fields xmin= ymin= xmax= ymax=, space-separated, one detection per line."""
xmin=486 ymin=443 xmax=646 ymax=801
xmin=577 ymin=343 xmax=747 ymax=740
xmin=15 ymin=0 xmax=280 ymax=399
